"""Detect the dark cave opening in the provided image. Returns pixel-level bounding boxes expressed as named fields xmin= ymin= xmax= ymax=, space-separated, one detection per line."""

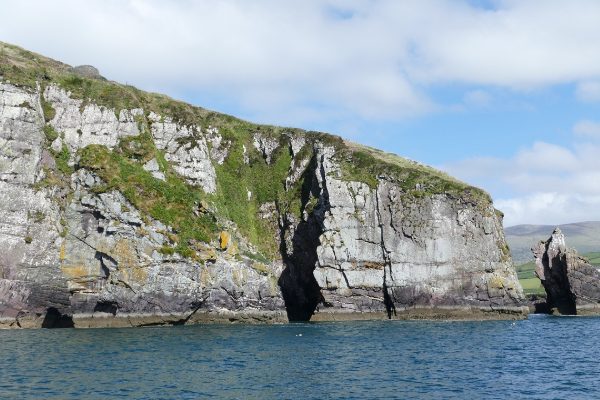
xmin=93 ymin=301 xmax=118 ymax=315
xmin=41 ymin=307 xmax=74 ymax=329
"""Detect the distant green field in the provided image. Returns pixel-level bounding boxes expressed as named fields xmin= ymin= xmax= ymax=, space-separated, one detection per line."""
xmin=515 ymin=261 xmax=544 ymax=295
xmin=515 ymin=252 xmax=600 ymax=296
xmin=585 ymin=252 xmax=600 ymax=266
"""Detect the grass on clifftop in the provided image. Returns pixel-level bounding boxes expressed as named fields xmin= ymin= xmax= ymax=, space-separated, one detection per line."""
xmin=2 ymin=40 xmax=497 ymax=259
xmin=0 ymin=41 xmax=212 ymax=125
xmin=338 ymin=141 xmax=491 ymax=205
xmin=0 ymin=40 xmax=493 ymax=205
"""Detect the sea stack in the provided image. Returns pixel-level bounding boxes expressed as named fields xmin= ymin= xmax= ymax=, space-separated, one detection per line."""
xmin=533 ymin=228 xmax=600 ymax=315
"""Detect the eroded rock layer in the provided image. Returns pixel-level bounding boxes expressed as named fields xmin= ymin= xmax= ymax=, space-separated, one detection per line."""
xmin=0 ymin=42 xmax=526 ymax=327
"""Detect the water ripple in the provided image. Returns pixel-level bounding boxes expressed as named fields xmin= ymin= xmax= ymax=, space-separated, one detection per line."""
xmin=0 ymin=316 xmax=599 ymax=399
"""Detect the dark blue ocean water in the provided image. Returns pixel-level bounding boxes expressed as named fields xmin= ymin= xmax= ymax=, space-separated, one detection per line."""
xmin=0 ymin=315 xmax=598 ymax=399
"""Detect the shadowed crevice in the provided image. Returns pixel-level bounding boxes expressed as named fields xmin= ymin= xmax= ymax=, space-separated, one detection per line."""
xmin=278 ymin=150 xmax=326 ymax=321
xmin=93 ymin=301 xmax=118 ymax=315
xmin=41 ymin=307 xmax=74 ymax=328
xmin=383 ymin=276 xmax=397 ymax=319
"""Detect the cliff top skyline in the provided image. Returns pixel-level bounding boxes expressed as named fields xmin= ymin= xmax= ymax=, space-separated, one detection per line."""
xmin=2 ymin=0 xmax=600 ymax=226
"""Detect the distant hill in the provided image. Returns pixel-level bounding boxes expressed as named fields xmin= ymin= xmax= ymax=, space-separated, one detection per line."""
xmin=506 ymin=221 xmax=600 ymax=264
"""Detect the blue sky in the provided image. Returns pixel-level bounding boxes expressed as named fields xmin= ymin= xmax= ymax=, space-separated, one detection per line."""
xmin=2 ymin=0 xmax=600 ymax=226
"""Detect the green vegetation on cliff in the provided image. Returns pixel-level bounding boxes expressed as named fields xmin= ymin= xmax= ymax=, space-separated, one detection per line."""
xmin=1 ymin=40 xmax=495 ymax=260
xmin=212 ymin=135 xmax=292 ymax=257
xmin=337 ymin=141 xmax=490 ymax=205
xmin=585 ymin=252 xmax=600 ymax=265
xmin=79 ymin=134 xmax=218 ymax=257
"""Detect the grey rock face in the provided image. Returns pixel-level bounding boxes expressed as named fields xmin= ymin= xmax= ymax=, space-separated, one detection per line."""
xmin=142 ymin=158 xmax=165 ymax=181
xmin=69 ymin=65 xmax=103 ymax=80
xmin=0 ymin=83 xmax=69 ymax=326
xmin=205 ymin=126 xmax=229 ymax=165
xmin=279 ymin=144 xmax=524 ymax=320
xmin=285 ymin=137 xmax=309 ymax=189
xmin=45 ymin=85 xmax=141 ymax=156
xmin=0 ymin=80 xmax=525 ymax=327
xmin=253 ymin=133 xmax=279 ymax=164
xmin=148 ymin=112 xmax=217 ymax=193
xmin=533 ymin=228 xmax=600 ymax=315
xmin=0 ymin=83 xmax=284 ymax=327
xmin=0 ymin=83 xmax=44 ymax=184
xmin=62 ymin=167 xmax=283 ymax=321
xmin=62 ymin=169 xmax=283 ymax=316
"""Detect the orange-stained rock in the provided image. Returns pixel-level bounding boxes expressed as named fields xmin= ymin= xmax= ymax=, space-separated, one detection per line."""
xmin=219 ymin=231 xmax=230 ymax=250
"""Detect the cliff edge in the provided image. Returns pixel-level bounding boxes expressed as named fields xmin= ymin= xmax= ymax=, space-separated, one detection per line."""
xmin=0 ymin=42 xmax=526 ymax=328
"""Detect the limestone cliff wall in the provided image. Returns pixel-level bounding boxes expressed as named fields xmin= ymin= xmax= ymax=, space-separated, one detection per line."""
xmin=0 ymin=76 xmax=525 ymax=327
xmin=279 ymin=144 xmax=524 ymax=320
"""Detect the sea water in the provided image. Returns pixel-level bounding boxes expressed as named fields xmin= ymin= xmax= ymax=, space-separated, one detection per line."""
xmin=0 ymin=314 xmax=598 ymax=399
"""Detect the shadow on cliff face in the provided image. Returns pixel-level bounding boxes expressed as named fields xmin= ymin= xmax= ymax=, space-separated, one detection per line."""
xmin=278 ymin=152 xmax=325 ymax=322
xmin=93 ymin=301 xmax=118 ymax=315
xmin=278 ymin=216 xmax=324 ymax=321
xmin=41 ymin=307 xmax=74 ymax=328
xmin=540 ymin=250 xmax=576 ymax=315
xmin=534 ymin=230 xmax=577 ymax=315
xmin=383 ymin=280 xmax=397 ymax=319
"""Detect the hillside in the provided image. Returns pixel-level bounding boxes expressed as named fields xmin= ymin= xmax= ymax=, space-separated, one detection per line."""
xmin=506 ymin=221 xmax=600 ymax=264
xmin=0 ymin=41 xmax=526 ymax=327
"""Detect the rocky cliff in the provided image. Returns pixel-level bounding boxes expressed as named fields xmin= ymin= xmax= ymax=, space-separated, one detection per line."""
xmin=533 ymin=228 xmax=600 ymax=315
xmin=0 ymin=42 xmax=525 ymax=328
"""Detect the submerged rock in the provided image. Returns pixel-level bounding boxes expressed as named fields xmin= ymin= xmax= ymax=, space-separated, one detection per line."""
xmin=533 ymin=228 xmax=600 ymax=315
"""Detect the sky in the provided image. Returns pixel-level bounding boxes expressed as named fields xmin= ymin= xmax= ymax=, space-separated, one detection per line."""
xmin=2 ymin=0 xmax=600 ymax=227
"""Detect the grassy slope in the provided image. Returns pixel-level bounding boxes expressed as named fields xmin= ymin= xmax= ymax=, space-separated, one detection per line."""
xmin=0 ymin=41 xmax=494 ymax=260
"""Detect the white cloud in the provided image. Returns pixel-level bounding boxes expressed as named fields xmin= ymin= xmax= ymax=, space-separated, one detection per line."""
xmin=463 ymin=90 xmax=491 ymax=107
xmin=0 ymin=0 xmax=433 ymax=122
xmin=573 ymin=120 xmax=600 ymax=139
xmin=513 ymin=142 xmax=579 ymax=173
xmin=2 ymin=0 xmax=600 ymax=125
xmin=576 ymin=81 xmax=600 ymax=102
xmin=443 ymin=137 xmax=600 ymax=226
xmin=403 ymin=0 xmax=600 ymax=88
xmin=496 ymin=193 xmax=600 ymax=227
xmin=443 ymin=141 xmax=585 ymax=189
